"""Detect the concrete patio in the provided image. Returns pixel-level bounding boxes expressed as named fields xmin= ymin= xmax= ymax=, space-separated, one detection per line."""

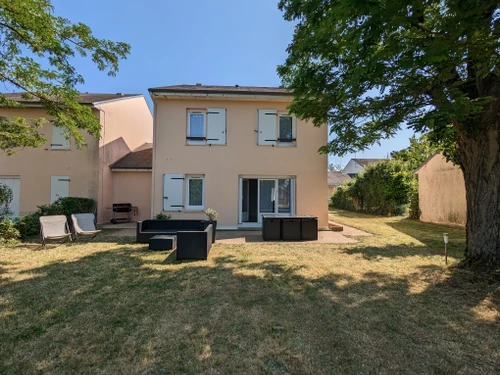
xmin=101 ymin=221 xmax=371 ymax=244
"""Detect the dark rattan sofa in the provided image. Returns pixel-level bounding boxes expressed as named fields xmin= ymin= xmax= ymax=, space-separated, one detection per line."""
xmin=136 ymin=220 xmax=214 ymax=260
xmin=176 ymin=224 xmax=213 ymax=260
xmin=136 ymin=220 xmax=208 ymax=243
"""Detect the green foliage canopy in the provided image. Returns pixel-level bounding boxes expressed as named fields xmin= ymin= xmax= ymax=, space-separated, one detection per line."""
xmin=278 ymin=0 xmax=500 ymax=163
xmin=391 ymin=135 xmax=439 ymax=170
xmin=0 ymin=0 xmax=130 ymax=154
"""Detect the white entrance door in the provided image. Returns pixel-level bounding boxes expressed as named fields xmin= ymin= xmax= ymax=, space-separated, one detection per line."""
xmin=0 ymin=177 xmax=20 ymax=217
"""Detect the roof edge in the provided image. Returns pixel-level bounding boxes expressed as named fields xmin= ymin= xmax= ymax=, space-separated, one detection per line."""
xmin=414 ymin=153 xmax=439 ymax=174
xmin=148 ymin=88 xmax=293 ymax=97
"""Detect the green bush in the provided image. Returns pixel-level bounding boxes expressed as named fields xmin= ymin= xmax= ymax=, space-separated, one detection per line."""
xmin=331 ymin=160 xmax=414 ymax=216
xmin=15 ymin=197 xmax=96 ymax=240
xmin=0 ymin=219 xmax=20 ymax=245
xmin=408 ymin=178 xmax=420 ymax=219
xmin=330 ymin=182 xmax=356 ymax=211
xmin=155 ymin=212 xmax=172 ymax=220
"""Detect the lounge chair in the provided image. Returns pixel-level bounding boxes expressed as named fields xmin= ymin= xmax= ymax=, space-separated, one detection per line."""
xmin=40 ymin=215 xmax=72 ymax=247
xmin=71 ymin=213 xmax=101 ymax=240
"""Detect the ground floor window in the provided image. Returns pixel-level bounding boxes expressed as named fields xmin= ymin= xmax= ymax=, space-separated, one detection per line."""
xmin=186 ymin=175 xmax=204 ymax=210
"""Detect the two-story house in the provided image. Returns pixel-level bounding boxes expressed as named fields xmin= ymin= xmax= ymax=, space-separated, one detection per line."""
xmin=149 ymin=84 xmax=328 ymax=229
xmin=0 ymin=93 xmax=153 ymax=223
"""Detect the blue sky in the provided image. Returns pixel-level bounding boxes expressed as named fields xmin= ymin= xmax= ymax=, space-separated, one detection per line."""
xmin=52 ymin=0 xmax=415 ymax=166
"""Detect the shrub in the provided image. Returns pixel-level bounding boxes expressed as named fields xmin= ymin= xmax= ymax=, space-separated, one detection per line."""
xmin=330 ymin=182 xmax=356 ymax=211
xmin=15 ymin=197 xmax=96 ymax=240
xmin=205 ymin=208 xmax=218 ymax=221
xmin=155 ymin=212 xmax=172 ymax=220
xmin=331 ymin=160 xmax=414 ymax=216
xmin=408 ymin=178 xmax=420 ymax=219
xmin=0 ymin=219 xmax=20 ymax=245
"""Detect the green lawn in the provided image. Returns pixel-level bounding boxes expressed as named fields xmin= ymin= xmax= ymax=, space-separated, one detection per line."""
xmin=0 ymin=211 xmax=498 ymax=374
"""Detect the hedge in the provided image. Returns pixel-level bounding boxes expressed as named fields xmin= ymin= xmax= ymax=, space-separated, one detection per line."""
xmin=331 ymin=160 xmax=417 ymax=216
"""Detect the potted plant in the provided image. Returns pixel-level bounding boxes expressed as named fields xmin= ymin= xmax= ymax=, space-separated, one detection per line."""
xmin=155 ymin=212 xmax=172 ymax=220
xmin=204 ymin=208 xmax=218 ymax=243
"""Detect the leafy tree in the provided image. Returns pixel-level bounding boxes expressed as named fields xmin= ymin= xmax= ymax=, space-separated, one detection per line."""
xmin=278 ymin=0 xmax=500 ymax=268
xmin=328 ymin=162 xmax=344 ymax=171
xmin=391 ymin=135 xmax=439 ymax=170
xmin=0 ymin=0 xmax=130 ymax=155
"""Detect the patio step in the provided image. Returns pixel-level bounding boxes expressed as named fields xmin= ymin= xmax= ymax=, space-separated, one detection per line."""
xmin=328 ymin=222 xmax=344 ymax=232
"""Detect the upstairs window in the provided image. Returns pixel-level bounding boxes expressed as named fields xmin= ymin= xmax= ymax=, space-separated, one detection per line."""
xmin=187 ymin=109 xmax=226 ymax=145
xmin=187 ymin=111 xmax=206 ymax=144
xmin=51 ymin=125 xmax=70 ymax=150
xmin=257 ymin=110 xmax=296 ymax=146
xmin=278 ymin=114 xmax=295 ymax=145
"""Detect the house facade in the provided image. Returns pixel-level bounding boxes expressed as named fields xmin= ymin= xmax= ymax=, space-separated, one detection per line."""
xmin=342 ymin=158 xmax=385 ymax=178
xmin=415 ymin=153 xmax=466 ymax=227
xmin=0 ymin=93 xmax=153 ymax=223
xmin=149 ymin=85 xmax=328 ymax=229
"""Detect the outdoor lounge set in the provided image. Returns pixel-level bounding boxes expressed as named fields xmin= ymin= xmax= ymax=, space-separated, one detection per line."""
xmin=136 ymin=219 xmax=215 ymax=260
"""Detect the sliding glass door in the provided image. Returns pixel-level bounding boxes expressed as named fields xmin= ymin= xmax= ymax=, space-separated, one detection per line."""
xmin=257 ymin=178 xmax=295 ymax=222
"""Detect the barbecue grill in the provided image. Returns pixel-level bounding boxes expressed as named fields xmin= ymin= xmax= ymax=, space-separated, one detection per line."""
xmin=111 ymin=203 xmax=132 ymax=224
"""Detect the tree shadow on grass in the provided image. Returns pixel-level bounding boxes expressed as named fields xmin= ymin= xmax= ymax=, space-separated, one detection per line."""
xmin=340 ymin=218 xmax=466 ymax=261
xmin=0 ymin=247 xmax=498 ymax=374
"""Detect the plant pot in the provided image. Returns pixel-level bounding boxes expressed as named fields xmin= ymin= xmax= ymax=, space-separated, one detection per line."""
xmin=207 ymin=220 xmax=217 ymax=243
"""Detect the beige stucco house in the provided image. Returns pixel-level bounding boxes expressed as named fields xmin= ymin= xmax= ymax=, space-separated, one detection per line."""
xmin=149 ymin=84 xmax=328 ymax=229
xmin=415 ymin=153 xmax=466 ymax=227
xmin=0 ymin=93 xmax=153 ymax=223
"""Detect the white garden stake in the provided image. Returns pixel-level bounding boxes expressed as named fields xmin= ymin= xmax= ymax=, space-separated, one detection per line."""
xmin=443 ymin=233 xmax=449 ymax=264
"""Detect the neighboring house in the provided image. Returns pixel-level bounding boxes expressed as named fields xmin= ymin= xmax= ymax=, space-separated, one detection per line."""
xmin=109 ymin=143 xmax=152 ymax=222
xmin=327 ymin=171 xmax=351 ymax=199
xmin=0 ymin=93 xmax=153 ymax=223
xmin=342 ymin=158 xmax=385 ymax=178
xmin=415 ymin=153 xmax=466 ymax=227
xmin=149 ymin=84 xmax=328 ymax=229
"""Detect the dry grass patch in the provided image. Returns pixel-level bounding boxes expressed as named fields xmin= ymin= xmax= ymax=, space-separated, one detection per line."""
xmin=0 ymin=212 xmax=498 ymax=374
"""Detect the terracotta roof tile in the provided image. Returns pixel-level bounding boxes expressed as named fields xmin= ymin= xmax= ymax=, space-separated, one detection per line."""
xmin=110 ymin=143 xmax=152 ymax=170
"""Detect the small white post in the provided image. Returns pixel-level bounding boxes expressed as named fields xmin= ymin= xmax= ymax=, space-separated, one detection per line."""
xmin=443 ymin=233 xmax=449 ymax=264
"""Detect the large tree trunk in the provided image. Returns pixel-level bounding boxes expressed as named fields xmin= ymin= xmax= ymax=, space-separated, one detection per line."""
xmin=457 ymin=118 xmax=500 ymax=268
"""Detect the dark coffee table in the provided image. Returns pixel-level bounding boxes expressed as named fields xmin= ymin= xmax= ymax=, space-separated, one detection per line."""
xmin=149 ymin=235 xmax=177 ymax=251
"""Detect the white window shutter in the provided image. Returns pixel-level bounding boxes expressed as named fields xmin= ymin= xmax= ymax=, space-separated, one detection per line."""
xmin=207 ymin=108 xmax=226 ymax=145
xmin=51 ymin=125 xmax=70 ymax=150
xmin=258 ymin=110 xmax=277 ymax=145
xmin=50 ymin=176 xmax=70 ymax=203
xmin=163 ymin=174 xmax=184 ymax=211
